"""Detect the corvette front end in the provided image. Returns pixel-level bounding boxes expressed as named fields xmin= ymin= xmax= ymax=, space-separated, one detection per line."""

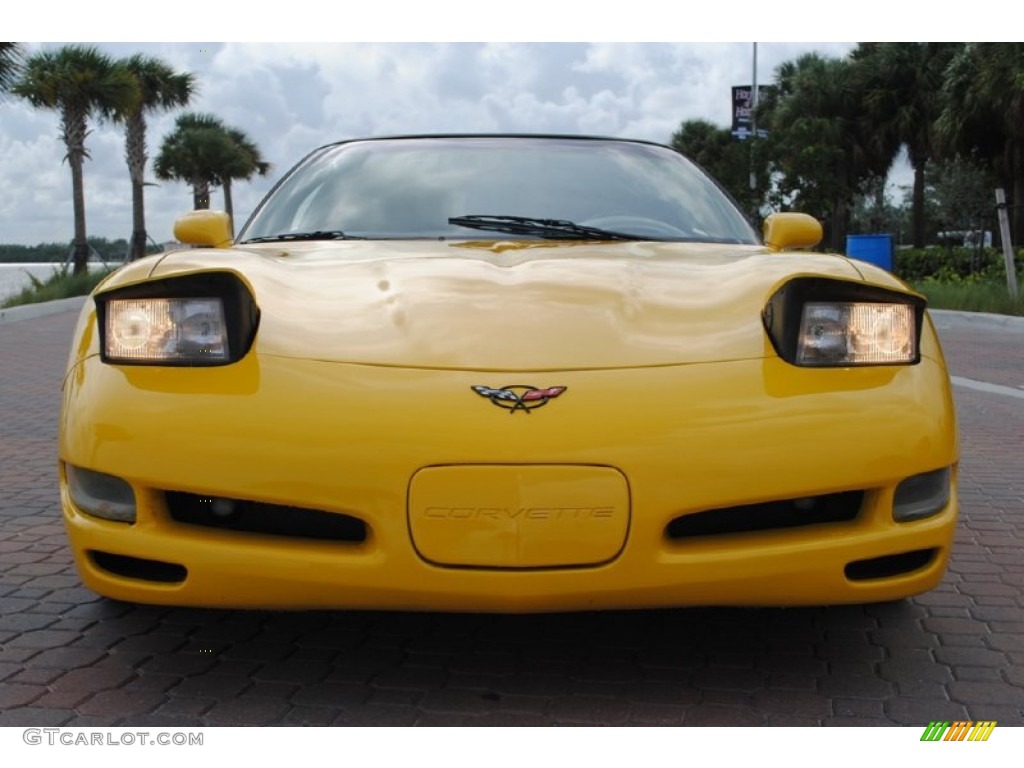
xmin=58 ymin=135 xmax=958 ymax=611
xmin=59 ymin=253 xmax=957 ymax=611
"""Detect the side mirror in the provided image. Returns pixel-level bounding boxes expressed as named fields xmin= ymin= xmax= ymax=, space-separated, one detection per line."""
xmin=173 ymin=210 xmax=233 ymax=248
xmin=763 ymin=213 xmax=823 ymax=252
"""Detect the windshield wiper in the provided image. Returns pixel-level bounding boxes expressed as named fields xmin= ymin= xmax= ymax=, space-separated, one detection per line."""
xmin=240 ymin=230 xmax=364 ymax=244
xmin=447 ymin=215 xmax=649 ymax=241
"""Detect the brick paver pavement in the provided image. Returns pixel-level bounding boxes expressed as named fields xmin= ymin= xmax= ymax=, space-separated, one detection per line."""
xmin=0 ymin=303 xmax=1021 ymax=726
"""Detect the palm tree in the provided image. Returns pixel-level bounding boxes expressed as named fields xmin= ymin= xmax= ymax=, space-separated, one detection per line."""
xmin=155 ymin=113 xmax=270 ymax=234
xmin=117 ymin=55 xmax=196 ymax=261
xmin=0 ymin=42 xmax=24 ymax=93
xmin=220 ymin=127 xmax=270 ymax=236
xmin=760 ymin=53 xmax=889 ymax=251
xmin=12 ymin=46 xmax=138 ymax=274
xmin=854 ymin=43 xmax=961 ymax=248
xmin=670 ymin=118 xmax=766 ymax=219
xmin=938 ymin=43 xmax=1024 ymax=241
xmin=155 ymin=113 xmax=234 ymax=211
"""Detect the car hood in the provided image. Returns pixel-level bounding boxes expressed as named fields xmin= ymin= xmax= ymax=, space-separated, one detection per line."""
xmin=139 ymin=239 xmax=876 ymax=371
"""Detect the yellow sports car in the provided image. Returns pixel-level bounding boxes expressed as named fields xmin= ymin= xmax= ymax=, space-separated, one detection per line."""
xmin=59 ymin=135 xmax=958 ymax=611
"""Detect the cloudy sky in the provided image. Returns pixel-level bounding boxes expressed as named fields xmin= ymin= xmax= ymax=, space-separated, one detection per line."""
xmin=6 ymin=3 xmax=962 ymax=249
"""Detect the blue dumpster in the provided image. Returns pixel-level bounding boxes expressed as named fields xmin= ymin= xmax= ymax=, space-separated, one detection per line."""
xmin=845 ymin=234 xmax=893 ymax=271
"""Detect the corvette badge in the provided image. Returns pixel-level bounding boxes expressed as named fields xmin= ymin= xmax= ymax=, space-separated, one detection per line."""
xmin=471 ymin=385 xmax=567 ymax=414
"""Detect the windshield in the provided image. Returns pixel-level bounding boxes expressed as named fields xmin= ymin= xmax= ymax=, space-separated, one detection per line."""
xmin=238 ymin=136 xmax=759 ymax=245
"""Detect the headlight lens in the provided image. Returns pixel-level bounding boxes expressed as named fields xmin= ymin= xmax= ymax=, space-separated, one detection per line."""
xmin=797 ymin=302 xmax=916 ymax=366
xmin=893 ymin=466 xmax=952 ymax=522
xmin=95 ymin=271 xmax=259 ymax=366
xmin=106 ymin=298 xmax=229 ymax=363
xmin=65 ymin=464 xmax=136 ymax=523
xmin=762 ymin=278 xmax=925 ymax=368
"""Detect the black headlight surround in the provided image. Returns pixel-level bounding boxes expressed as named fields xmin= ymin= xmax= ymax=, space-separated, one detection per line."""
xmin=95 ymin=271 xmax=260 ymax=366
xmin=762 ymin=277 xmax=926 ymax=367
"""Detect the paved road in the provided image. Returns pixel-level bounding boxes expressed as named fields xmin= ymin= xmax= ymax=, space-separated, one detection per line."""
xmin=0 ymin=302 xmax=1022 ymax=727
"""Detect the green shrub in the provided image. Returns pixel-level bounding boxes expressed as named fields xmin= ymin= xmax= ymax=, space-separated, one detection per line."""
xmin=1 ymin=265 xmax=114 ymax=308
xmin=893 ymin=246 xmax=1023 ymax=282
xmin=912 ymin=274 xmax=1024 ymax=316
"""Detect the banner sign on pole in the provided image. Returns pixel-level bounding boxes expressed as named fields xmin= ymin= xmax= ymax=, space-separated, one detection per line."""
xmin=732 ymin=85 xmax=770 ymax=140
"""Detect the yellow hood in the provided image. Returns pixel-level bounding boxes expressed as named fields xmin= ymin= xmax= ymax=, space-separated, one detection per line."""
xmin=141 ymin=239 xmax=869 ymax=371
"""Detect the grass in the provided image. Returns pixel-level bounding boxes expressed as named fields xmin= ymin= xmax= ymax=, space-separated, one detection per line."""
xmin=912 ymin=275 xmax=1024 ymax=317
xmin=1 ymin=265 xmax=115 ymax=309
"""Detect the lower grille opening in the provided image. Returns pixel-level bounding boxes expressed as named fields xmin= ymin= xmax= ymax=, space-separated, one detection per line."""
xmin=666 ymin=491 xmax=863 ymax=539
xmin=845 ymin=548 xmax=937 ymax=581
xmin=90 ymin=551 xmax=187 ymax=583
xmin=165 ymin=492 xmax=367 ymax=543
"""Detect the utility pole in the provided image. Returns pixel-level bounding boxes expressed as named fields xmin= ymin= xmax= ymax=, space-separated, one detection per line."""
xmin=750 ymin=42 xmax=758 ymax=192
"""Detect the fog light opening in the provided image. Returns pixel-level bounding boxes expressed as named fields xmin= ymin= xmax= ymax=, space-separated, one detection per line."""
xmin=845 ymin=548 xmax=937 ymax=581
xmin=165 ymin=491 xmax=368 ymax=542
xmin=206 ymin=497 xmax=238 ymax=519
xmin=65 ymin=465 xmax=137 ymax=523
xmin=89 ymin=551 xmax=187 ymax=584
xmin=893 ymin=467 xmax=951 ymax=522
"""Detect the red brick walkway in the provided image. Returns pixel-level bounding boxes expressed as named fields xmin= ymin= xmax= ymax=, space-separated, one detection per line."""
xmin=1 ymin=306 xmax=1021 ymax=726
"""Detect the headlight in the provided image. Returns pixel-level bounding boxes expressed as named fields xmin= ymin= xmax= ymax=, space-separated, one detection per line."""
xmin=96 ymin=272 xmax=259 ymax=366
xmin=797 ymin=302 xmax=916 ymax=366
xmin=106 ymin=297 xmax=228 ymax=363
xmin=763 ymin=277 xmax=925 ymax=367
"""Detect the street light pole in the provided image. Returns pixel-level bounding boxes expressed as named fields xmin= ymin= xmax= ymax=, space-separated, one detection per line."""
xmin=750 ymin=42 xmax=758 ymax=191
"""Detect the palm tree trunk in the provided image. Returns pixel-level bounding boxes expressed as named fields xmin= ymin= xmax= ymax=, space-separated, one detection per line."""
xmin=912 ymin=160 xmax=927 ymax=249
xmin=831 ymin=198 xmax=848 ymax=253
xmin=1014 ymin=176 xmax=1024 ymax=248
xmin=192 ymin=179 xmax=210 ymax=210
xmin=1013 ymin=142 xmax=1024 ymax=247
xmin=130 ymin=182 xmax=146 ymax=260
xmin=63 ymin=109 xmax=90 ymax=276
xmin=69 ymin=156 xmax=90 ymax=275
xmin=872 ymin=179 xmax=886 ymax=232
xmin=223 ymin=179 xmax=234 ymax=237
xmin=126 ymin=111 xmax=148 ymax=261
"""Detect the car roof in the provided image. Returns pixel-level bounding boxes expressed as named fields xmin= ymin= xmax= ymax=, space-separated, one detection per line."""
xmin=316 ymin=134 xmax=674 ymax=153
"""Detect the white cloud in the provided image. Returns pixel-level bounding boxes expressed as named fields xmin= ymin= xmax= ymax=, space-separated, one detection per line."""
xmin=1 ymin=41 xmax=861 ymax=246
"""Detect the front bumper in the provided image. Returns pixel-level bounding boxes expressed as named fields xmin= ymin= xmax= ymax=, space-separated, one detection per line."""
xmin=59 ymin=351 xmax=958 ymax=611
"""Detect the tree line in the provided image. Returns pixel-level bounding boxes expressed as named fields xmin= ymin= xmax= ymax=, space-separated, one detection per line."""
xmin=0 ymin=237 xmax=136 ymax=264
xmin=0 ymin=43 xmax=269 ymax=274
xmin=673 ymin=43 xmax=1024 ymax=253
xmin=5 ymin=43 xmax=1021 ymax=267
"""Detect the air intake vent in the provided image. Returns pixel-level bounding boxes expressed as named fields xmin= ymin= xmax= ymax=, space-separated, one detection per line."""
xmin=165 ymin=492 xmax=367 ymax=543
xmin=845 ymin=548 xmax=936 ymax=581
xmin=89 ymin=551 xmax=187 ymax=583
xmin=666 ymin=491 xmax=863 ymax=539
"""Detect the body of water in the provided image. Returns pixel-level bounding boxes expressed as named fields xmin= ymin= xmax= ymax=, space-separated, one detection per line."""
xmin=0 ymin=263 xmax=118 ymax=301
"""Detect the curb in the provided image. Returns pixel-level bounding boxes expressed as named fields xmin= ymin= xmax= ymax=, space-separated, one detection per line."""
xmin=0 ymin=295 xmax=88 ymax=326
xmin=929 ymin=308 xmax=1024 ymax=331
